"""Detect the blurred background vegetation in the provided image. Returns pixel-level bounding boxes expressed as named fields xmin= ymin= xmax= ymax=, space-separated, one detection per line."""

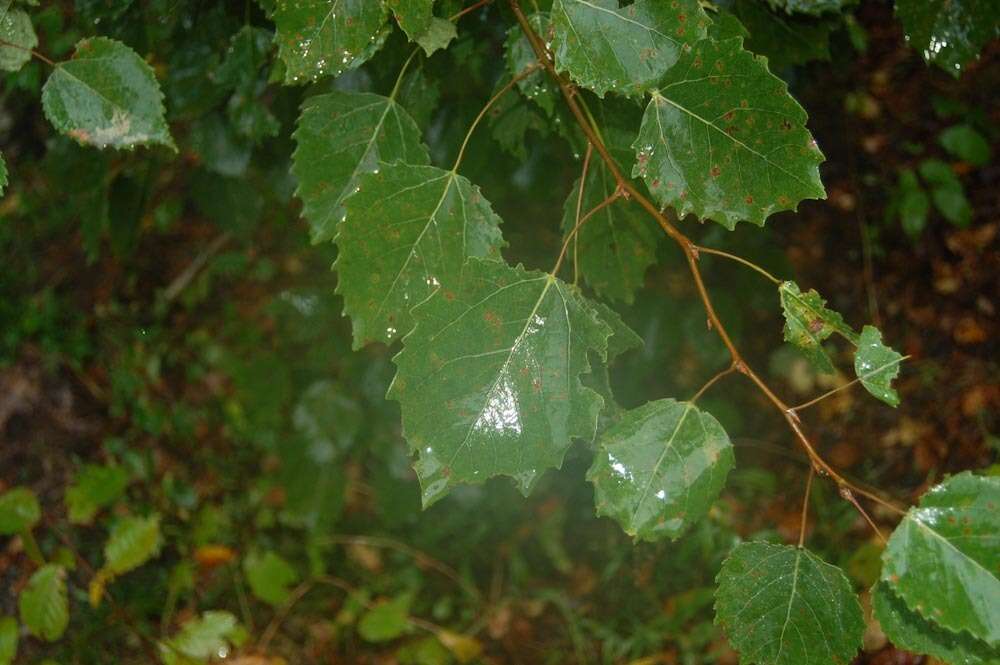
xmin=0 ymin=1 xmax=996 ymax=663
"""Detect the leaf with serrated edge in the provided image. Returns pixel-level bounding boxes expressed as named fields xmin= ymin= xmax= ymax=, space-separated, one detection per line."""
xmin=41 ymin=38 xmax=175 ymax=150
xmin=0 ymin=2 xmax=37 ymax=73
xmin=104 ymin=514 xmax=162 ymax=575
xmin=881 ymin=472 xmax=1000 ymax=646
xmin=633 ymin=38 xmax=825 ymax=229
xmin=872 ymin=582 xmax=1000 ymax=665
xmin=389 ymin=257 xmax=612 ymax=506
xmin=895 ymin=0 xmax=999 ymax=77
xmin=715 ymin=542 xmax=865 ymax=665
xmin=561 ymin=99 xmax=660 ymax=303
xmin=551 ymin=0 xmax=709 ymax=98
xmin=18 ymin=565 xmax=69 ymax=642
xmin=274 ymin=0 xmax=389 ymax=83
xmin=388 ymin=0 xmax=434 ymax=42
xmin=778 ymin=281 xmax=857 ymax=374
xmin=588 ymin=399 xmax=733 ymax=541
xmin=854 ymin=325 xmax=903 ymax=407
xmin=336 ymin=164 xmax=505 ymax=349
xmin=292 ymin=90 xmax=430 ymax=243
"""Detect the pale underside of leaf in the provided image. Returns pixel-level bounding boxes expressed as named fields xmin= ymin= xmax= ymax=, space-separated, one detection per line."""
xmin=881 ymin=472 xmax=1000 ymax=647
xmin=552 ymin=0 xmax=709 ymax=98
xmin=41 ymin=38 xmax=175 ymax=150
xmin=292 ymin=90 xmax=429 ymax=243
xmin=274 ymin=0 xmax=389 ymax=83
xmin=0 ymin=2 xmax=37 ymax=73
xmin=336 ymin=164 xmax=505 ymax=349
xmin=389 ymin=257 xmax=612 ymax=507
xmin=588 ymin=398 xmax=734 ymax=541
xmin=632 ymin=37 xmax=825 ymax=229
xmin=872 ymin=582 xmax=1000 ymax=665
xmin=715 ymin=541 xmax=865 ymax=665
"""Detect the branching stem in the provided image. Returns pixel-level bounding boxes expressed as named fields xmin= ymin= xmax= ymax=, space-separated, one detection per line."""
xmin=690 ymin=364 xmax=738 ymax=404
xmin=508 ymin=0 xmax=896 ymax=534
xmin=450 ymin=0 xmax=494 ymax=21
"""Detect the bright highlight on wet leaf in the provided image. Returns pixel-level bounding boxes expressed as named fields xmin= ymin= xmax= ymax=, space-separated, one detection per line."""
xmin=872 ymin=582 xmax=1000 ymax=665
xmin=854 ymin=325 xmax=903 ymax=407
xmin=336 ymin=164 xmax=505 ymax=349
xmin=551 ymin=0 xmax=709 ymax=98
xmin=274 ymin=0 xmax=389 ymax=83
xmin=633 ymin=37 xmax=825 ymax=229
xmin=881 ymin=472 xmax=1000 ymax=647
xmin=715 ymin=542 xmax=865 ymax=665
xmin=588 ymin=399 xmax=733 ymax=541
xmin=0 ymin=1 xmax=36 ymax=73
xmin=19 ymin=565 xmax=69 ymax=642
xmin=895 ymin=0 xmax=1000 ymax=77
xmin=778 ymin=281 xmax=857 ymax=373
xmin=390 ymin=257 xmax=612 ymax=507
xmin=292 ymin=90 xmax=430 ymax=243
xmin=41 ymin=38 xmax=175 ymax=151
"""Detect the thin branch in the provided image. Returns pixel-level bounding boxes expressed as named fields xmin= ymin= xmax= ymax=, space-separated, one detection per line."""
xmin=696 ymin=246 xmax=782 ymax=285
xmin=452 ymin=63 xmax=540 ymax=172
xmin=508 ymin=0 xmax=898 ymax=525
xmin=449 ymin=0 xmax=493 ymax=21
xmin=0 ymin=37 xmax=55 ymax=66
xmin=840 ymin=486 xmax=887 ymax=543
xmin=573 ymin=144 xmax=594 ymax=287
xmin=551 ymin=190 xmax=621 ymax=278
xmin=163 ymin=232 xmax=232 ymax=303
xmin=690 ymin=363 xmax=737 ymax=404
xmin=790 ymin=355 xmax=911 ymax=413
xmin=798 ymin=467 xmax=814 ymax=547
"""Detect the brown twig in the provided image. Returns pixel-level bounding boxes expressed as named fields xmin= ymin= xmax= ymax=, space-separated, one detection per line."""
xmin=0 ymin=37 xmax=55 ymax=66
xmin=573 ymin=144 xmax=595 ymax=286
xmin=507 ymin=0 xmax=893 ymax=533
xmin=449 ymin=0 xmax=493 ymax=21
xmin=798 ymin=468 xmax=814 ymax=547
xmin=690 ymin=364 xmax=738 ymax=404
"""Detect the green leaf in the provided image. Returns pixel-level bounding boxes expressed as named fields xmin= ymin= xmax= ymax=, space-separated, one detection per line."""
xmin=273 ymin=0 xmax=389 ymax=83
xmin=65 ymin=464 xmax=129 ymax=524
xmin=897 ymin=169 xmax=929 ymax=238
xmin=588 ymin=399 xmax=734 ymax=541
xmin=872 ymin=582 xmax=1000 ymax=665
xmin=359 ymin=595 xmax=412 ymax=643
xmin=0 ymin=152 xmax=6 ymax=197
xmin=280 ymin=381 xmax=360 ymax=531
xmin=854 ymin=325 xmax=903 ymax=407
xmin=104 ymin=514 xmax=162 ymax=575
xmin=715 ymin=542 xmax=865 ymax=665
xmin=895 ymin=0 xmax=1000 ymax=76
xmin=0 ymin=2 xmax=37 ymax=73
xmin=633 ymin=38 xmax=825 ymax=229
xmin=939 ymin=124 xmax=992 ymax=166
xmin=415 ymin=17 xmax=456 ymax=56
xmin=0 ymin=487 xmax=41 ymax=535
xmin=505 ymin=12 xmax=559 ymax=117
xmin=292 ymin=90 xmax=430 ymax=243
xmin=708 ymin=11 xmax=751 ymax=41
xmin=41 ymin=37 xmax=175 ymax=150
xmin=18 ymin=565 xmax=69 ymax=642
xmin=881 ymin=472 xmax=1000 ymax=646
xmin=0 ymin=616 xmax=17 ymax=665
xmin=389 ymin=257 xmax=612 ymax=506
xmin=335 ymin=165 xmax=505 ymax=348
xmin=388 ymin=0 xmax=434 ymax=41
xmin=551 ymin=0 xmax=710 ymax=98
xmin=561 ymin=100 xmax=660 ymax=303
xmin=160 ymin=611 xmax=242 ymax=665
xmin=723 ymin=1 xmax=835 ymax=70
xmin=244 ymin=551 xmax=299 ymax=606
xmin=778 ymin=281 xmax=857 ymax=373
